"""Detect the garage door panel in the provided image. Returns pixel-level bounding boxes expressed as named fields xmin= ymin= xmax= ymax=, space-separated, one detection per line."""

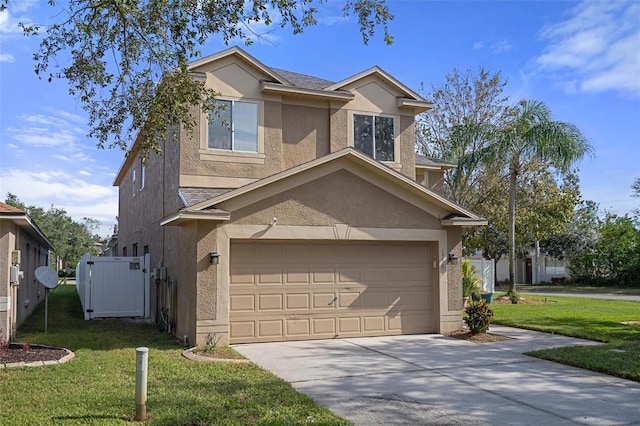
xmin=285 ymin=269 xmax=310 ymax=284
xmin=286 ymin=293 xmax=310 ymax=310
xmin=230 ymin=267 xmax=255 ymax=285
xmin=230 ymin=241 xmax=433 ymax=344
xmin=338 ymin=267 xmax=360 ymax=283
xmin=230 ymin=294 xmax=255 ymax=312
xmin=312 ymin=268 xmax=336 ymax=283
xmin=256 ymin=243 xmax=283 ymax=263
xmin=362 ymin=291 xmax=386 ymax=308
xmin=338 ymin=291 xmax=361 ymax=308
xmin=363 ymin=316 xmax=385 ymax=332
xmin=257 ymin=268 xmax=283 ymax=284
xmin=287 ymin=319 xmax=310 ymax=336
xmin=231 ymin=321 xmax=255 ymax=338
xmin=258 ymin=294 xmax=283 ymax=311
xmin=313 ymin=293 xmax=337 ymax=309
xmin=259 ymin=320 xmax=283 ymax=338
xmin=313 ymin=317 xmax=336 ymax=334
xmin=339 ymin=317 xmax=361 ymax=333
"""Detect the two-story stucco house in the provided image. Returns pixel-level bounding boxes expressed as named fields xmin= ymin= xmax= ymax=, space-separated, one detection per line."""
xmin=114 ymin=47 xmax=486 ymax=346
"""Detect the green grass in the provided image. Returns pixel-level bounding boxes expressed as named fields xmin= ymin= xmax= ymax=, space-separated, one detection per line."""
xmin=505 ymin=285 xmax=640 ymax=295
xmin=1 ymin=285 xmax=349 ymax=425
xmin=492 ymin=294 xmax=640 ymax=381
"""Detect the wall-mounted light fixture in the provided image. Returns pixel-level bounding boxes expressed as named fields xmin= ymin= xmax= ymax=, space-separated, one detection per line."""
xmin=448 ymin=253 xmax=459 ymax=265
xmin=209 ymin=251 xmax=220 ymax=265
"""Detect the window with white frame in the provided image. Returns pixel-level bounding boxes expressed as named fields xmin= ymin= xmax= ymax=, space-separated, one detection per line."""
xmin=544 ymin=258 xmax=566 ymax=275
xmin=139 ymin=158 xmax=145 ymax=190
xmin=353 ymin=114 xmax=395 ymax=161
xmin=131 ymin=168 xmax=136 ymax=196
xmin=208 ymin=100 xmax=258 ymax=152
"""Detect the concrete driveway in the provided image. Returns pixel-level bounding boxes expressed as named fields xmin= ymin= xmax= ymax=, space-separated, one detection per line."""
xmin=233 ymin=326 xmax=640 ymax=425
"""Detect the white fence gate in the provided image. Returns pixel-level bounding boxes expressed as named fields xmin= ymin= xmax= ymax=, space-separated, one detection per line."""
xmin=77 ymin=254 xmax=150 ymax=320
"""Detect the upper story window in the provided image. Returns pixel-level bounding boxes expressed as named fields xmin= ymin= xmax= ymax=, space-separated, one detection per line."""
xmin=139 ymin=158 xmax=145 ymax=190
xmin=353 ymin=114 xmax=395 ymax=161
xmin=208 ymin=100 xmax=258 ymax=152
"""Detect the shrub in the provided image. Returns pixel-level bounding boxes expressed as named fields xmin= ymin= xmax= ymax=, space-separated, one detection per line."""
xmin=464 ymin=300 xmax=494 ymax=335
xmin=461 ymin=259 xmax=483 ymax=298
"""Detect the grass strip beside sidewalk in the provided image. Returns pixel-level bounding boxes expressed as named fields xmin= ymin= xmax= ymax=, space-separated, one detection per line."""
xmin=492 ymin=294 xmax=640 ymax=381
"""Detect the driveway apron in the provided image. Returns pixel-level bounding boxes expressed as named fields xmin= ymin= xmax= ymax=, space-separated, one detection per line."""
xmin=233 ymin=326 xmax=640 ymax=425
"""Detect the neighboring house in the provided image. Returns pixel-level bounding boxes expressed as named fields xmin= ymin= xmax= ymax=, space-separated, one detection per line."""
xmin=114 ymin=47 xmax=486 ymax=346
xmin=102 ymin=225 xmax=119 ymax=257
xmin=495 ymin=254 xmax=570 ymax=285
xmin=0 ymin=202 xmax=54 ymax=341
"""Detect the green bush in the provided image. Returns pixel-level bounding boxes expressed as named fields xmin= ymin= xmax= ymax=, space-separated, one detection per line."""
xmin=464 ymin=300 xmax=494 ymax=334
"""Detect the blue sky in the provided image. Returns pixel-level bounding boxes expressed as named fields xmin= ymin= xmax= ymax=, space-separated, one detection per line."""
xmin=1 ymin=0 xmax=639 ymax=238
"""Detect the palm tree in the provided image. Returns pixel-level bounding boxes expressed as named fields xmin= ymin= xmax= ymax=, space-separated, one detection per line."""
xmin=497 ymin=100 xmax=593 ymax=292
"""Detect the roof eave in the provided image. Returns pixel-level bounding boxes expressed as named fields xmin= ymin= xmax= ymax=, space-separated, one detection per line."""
xmin=160 ymin=210 xmax=231 ymax=227
xmin=1 ymin=213 xmax=55 ymax=249
xmin=397 ymin=98 xmax=433 ymax=113
xmin=261 ymin=81 xmax=354 ymax=101
xmin=440 ymin=217 xmax=488 ymax=227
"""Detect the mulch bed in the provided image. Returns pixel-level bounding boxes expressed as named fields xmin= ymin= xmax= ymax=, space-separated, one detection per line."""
xmin=1 ymin=343 xmax=69 ymax=364
xmin=446 ymin=330 xmax=512 ymax=343
xmin=493 ymin=296 xmax=550 ymax=305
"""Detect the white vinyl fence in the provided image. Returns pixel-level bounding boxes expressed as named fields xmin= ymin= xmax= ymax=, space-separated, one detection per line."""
xmin=77 ymin=254 xmax=150 ymax=320
xmin=468 ymin=258 xmax=495 ymax=293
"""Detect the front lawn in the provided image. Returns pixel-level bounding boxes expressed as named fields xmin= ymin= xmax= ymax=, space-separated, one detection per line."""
xmin=492 ymin=294 xmax=640 ymax=381
xmin=0 ymin=285 xmax=349 ymax=425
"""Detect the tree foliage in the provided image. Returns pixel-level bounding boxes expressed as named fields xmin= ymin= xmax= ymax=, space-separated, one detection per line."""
xmin=632 ymin=176 xmax=640 ymax=216
xmin=492 ymin=100 xmax=592 ymax=291
xmin=566 ymin=213 xmax=640 ymax=287
xmin=5 ymin=193 xmax=102 ymax=268
xmin=416 ymin=67 xmax=511 ymax=209
xmin=2 ymin=0 xmax=393 ymax=157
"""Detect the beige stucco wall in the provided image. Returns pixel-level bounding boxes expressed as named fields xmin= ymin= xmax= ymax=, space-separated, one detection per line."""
xmin=117 ymin=133 xmax=184 ymax=322
xmin=446 ymin=227 xmax=463 ymax=313
xmin=0 ymin=220 xmax=50 ymax=340
xmin=230 ymin=170 xmax=442 ymax=229
xmin=282 ymin=104 xmax=331 ymax=170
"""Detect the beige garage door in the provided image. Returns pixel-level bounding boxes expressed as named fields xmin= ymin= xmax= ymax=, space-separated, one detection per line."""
xmin=229 ymin=240 xmax=434 ymax=344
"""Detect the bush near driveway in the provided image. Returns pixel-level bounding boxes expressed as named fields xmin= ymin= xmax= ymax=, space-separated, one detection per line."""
xmin=0 ymin=285 xmax=349 ymax=425
xmin=492 ymin=294 xmax=640 ymax=381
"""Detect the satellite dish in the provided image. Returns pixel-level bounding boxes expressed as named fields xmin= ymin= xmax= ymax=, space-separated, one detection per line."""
xmin=35 ymin=266 xmax=59 ymax=289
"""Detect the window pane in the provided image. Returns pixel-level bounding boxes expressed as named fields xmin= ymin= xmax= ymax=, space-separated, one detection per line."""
xmin=233 ymin=101 xmax=258 ymax=152
xmin=375 ymin=116 xmax=394 ymax=161
xmin=208 ymin=100 xmax=232 ymax=150
xmin=354 ymin=114 xmax=373 ymax=157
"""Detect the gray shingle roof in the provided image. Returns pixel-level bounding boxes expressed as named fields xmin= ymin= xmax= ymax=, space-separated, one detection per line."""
xmin=271 ymin=68 xmax=335 ymax=91
xmin=415 ymin=153 xmax=457 ymax=168
xmin=180 ymin=188 xmax=232 ymax=207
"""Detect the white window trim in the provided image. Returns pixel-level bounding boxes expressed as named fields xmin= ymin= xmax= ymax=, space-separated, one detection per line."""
xmin=139 ymin=158 xmax=145 ymax=191
xmin=132 ymin=168 xmax=136 ymax=196
xmin=199 ymin=98 xmax=265 ymax=164
xmin=347 ymin=110 xmax=400 ymax=167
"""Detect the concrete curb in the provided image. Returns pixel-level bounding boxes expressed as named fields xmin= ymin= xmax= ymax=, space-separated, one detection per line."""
xmin=1 ymin=344 xmax=75 ymax=369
